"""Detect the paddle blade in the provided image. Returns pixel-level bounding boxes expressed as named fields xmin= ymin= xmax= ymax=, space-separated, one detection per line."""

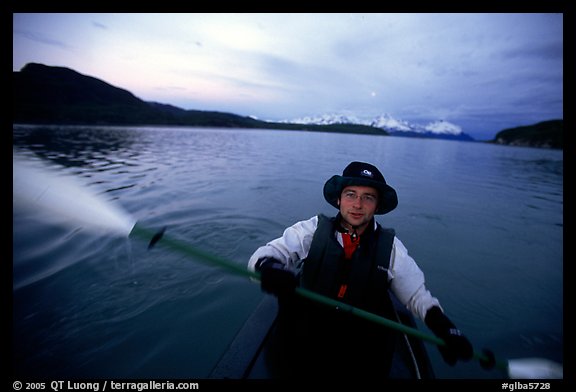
xmin=148 ymin=226 xmax=167 ymax=249
xmin=507 ymin=358 xmax=563 ymax=379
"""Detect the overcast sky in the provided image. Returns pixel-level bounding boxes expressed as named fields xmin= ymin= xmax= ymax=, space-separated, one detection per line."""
xmin=13 ymin=13 xmax=563 ymax=140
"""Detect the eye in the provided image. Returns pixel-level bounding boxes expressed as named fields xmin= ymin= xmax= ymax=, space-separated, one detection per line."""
xmin=343 ymin=191 xmax=356 ymax=200
xmin=362 ymin=194 xmax=377 ymax=203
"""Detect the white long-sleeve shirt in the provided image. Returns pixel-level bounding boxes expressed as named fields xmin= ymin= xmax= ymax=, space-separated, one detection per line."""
xmin=248 ymin=215 xmax=441 ymax=321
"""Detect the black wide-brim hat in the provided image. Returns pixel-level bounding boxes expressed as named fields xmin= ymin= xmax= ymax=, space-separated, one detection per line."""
xmin=323 ymin=161 xmax=398 ymax=215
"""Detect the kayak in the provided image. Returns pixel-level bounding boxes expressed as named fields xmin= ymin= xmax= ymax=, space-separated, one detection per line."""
xmin=209 ymin=292 xmax=435 ymax=379
xmin=129 ymin=225 xmax=436 ymax=379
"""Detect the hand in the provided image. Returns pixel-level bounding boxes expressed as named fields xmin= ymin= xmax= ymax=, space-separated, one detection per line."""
xmin=425 ymin=306 xmax=474 ymax=366
xmin=436 ymin=327 xmax=474 ymax=366
xmin=479 ymin=348 xmax=496 ymax=370
xmin=256 ymin=257 xmax=298 ymax=297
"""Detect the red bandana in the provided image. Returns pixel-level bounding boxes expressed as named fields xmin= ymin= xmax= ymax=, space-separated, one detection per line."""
xmin=342 ymin=231 xmax=360 ymax=259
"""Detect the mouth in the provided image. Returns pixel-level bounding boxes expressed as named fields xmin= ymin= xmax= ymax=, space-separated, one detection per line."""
xmin=349 ymin=212 xmax=364 ymax=219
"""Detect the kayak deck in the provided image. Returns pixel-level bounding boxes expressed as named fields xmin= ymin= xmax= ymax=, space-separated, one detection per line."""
xmin=209 ymin=293 xmax=435 ymax=379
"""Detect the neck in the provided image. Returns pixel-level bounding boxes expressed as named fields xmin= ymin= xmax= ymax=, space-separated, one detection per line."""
xmin=339 ymin=216 xmax=371 ymax=236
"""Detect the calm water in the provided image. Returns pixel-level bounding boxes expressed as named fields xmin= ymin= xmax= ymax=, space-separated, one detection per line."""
xmin=12 ymin=125 xmax=563 ymax=379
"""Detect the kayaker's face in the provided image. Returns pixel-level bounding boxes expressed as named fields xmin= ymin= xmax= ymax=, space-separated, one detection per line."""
xmin=338 ymin=185 xmax=378 ymax=233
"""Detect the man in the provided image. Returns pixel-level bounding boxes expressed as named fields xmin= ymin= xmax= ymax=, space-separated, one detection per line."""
xmin=248 ymin=161 xmax=477 ymax=378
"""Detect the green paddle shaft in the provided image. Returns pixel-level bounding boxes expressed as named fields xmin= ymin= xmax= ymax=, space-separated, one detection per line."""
xmin=129 ymin=223 xmax=508 ymax=372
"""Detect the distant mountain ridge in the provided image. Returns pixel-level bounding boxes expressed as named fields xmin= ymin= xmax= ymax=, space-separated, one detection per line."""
xmin=13 ymin=63 xmax=561 ymax=148
xmin=12 ymin=63 xmax=387 ymax=136
xmin=13 ymin=63 xmax=267 ymax=128
xmin=285 ymin=113 xmax=475 ymax=141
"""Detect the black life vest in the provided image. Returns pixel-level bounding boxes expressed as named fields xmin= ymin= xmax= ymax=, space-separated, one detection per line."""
xmin=301 ymin=214 xmax=396 ymax=318
xmin=270 ymin=214 xmax=399 ymax=379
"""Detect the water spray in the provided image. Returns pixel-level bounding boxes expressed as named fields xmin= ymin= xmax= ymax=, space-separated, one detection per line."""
xmin=13 ymin=153 xmax=136 ymax=236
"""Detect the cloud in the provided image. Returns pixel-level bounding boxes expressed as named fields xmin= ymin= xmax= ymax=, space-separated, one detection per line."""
xmin=12 ymin=13 xmax=563 ymax=140
xmin=13 ymin=29 xmax=72 ymax=50
xmin=91 ymin=21 xmax=108 ymax=30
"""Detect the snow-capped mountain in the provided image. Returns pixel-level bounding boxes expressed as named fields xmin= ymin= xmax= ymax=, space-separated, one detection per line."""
xmin=422 ymin=120 xmax=462 ymax=135
xmin=370 ymin=114 xmax=412 ymax=132
xmin=289 ymin=113 xmax=364 ymax=126
xmin=285 ymin=113 xmax=474 ymax=141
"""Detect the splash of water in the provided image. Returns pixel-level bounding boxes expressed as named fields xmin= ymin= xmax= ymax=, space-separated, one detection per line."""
xmin=13 ymin=152 xmax=136 ymax=236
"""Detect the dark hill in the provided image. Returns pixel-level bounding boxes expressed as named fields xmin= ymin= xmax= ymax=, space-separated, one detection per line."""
xmin=13 ymin=63 xmax=264 ymax=127
xmin=13 ymin=63 xmax=388 ymax=135
xmin=491 ymin=120 xmax=563 ymax=149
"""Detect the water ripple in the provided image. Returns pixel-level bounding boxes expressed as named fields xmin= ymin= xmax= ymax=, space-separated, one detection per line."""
xmin=13 ymin=125 xmax=563 ymax=379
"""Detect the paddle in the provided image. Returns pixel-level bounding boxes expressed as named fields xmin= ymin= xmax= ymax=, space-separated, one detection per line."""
xmin=129 ymin=224 xmax=563 ymax=380
xmin=13 ymin=154 xmax=563 ymax=379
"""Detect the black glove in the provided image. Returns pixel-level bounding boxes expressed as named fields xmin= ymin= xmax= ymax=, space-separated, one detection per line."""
xmin=256 ymin=257 xmax=298 ymax=297
xmin=425 ymin=306 xmax=474 ymax=366
xmin=479 ymin=348 xmax=496 ymax=370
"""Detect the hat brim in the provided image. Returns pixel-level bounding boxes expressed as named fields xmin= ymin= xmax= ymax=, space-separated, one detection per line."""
xmin=323 ymin=175 xmax=398 ymax=215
